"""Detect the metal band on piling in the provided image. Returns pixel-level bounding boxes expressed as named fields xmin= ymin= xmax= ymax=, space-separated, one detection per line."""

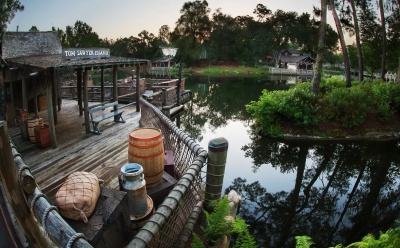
xmin=205 ymin=137 xmax=228 ymax=210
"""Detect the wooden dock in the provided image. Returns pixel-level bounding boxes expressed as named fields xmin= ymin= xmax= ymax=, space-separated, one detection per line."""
xmin=8 ymin=99 xmax=141 ymax=201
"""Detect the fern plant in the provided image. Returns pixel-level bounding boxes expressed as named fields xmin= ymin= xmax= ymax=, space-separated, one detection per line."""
xmin=296 ymin=223 xmax=400 ymax=248
xmin=193 ymin=197 xmax=257 ymax=248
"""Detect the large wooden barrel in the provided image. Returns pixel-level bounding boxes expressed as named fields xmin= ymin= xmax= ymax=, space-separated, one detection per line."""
xmin=128 ymin=128 xmax=164 ymax=188
xmin=27 ymin=117 xmax=39 ymax=143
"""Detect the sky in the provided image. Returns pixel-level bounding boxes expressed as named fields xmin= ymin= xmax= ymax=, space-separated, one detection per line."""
xmin=8 ymin=0 xmax=326 ymax=40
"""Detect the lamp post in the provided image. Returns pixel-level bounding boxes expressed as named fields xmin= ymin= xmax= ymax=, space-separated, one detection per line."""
xmin=161 ymin=47 xmax=178 ymax=80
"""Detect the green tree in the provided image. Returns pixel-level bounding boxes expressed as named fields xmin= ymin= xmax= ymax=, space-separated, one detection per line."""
xmin=29 ymin=25 xmax=39 ymax=32
xmin=174 ymin=0 xmax=211 ymax=47
xmin=348 ymin=0 xmax=364 ymax=81
xmin=329 ymin=0 xmax=352 ymax=87
xmin=56 ymin=20 xmax=103 ymax=48
xmin=0 ymin=0 xmax=24 ymax=56
xmin=312 ymin=0 xmax=328 ymax=94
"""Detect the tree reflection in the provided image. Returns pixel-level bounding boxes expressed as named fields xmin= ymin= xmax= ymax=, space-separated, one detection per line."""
xmin=231 ymin=131 xmax=400 ymax=247
xmin=179 ymin=76 xmax=287 ymax=141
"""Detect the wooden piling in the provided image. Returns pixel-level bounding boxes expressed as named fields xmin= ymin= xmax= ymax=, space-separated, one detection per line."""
xmin=205 ymin=137 xmax=228 ymax=209
xmin=0 ymin=121 xmax=50 ymax=247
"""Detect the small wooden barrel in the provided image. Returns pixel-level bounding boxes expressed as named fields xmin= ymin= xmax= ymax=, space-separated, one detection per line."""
xmin=27 ymin=118 xmax=39 ymax=143
xmin=128 ymin=128 xmax=164 ymax=188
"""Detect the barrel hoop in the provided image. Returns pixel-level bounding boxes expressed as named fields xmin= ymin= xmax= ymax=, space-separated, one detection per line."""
xmin=145 ymin=169 xmax=164 ymax=178
xmin=129 ymin=140 xmax=163 ymax=149
xmin=128 ymin=149 xmax=164 ymax=159
xmin=129 ymin=133 xmax=162 ymax=142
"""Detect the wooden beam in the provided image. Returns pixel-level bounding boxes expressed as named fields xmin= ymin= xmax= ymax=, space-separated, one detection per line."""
xmin=8 ymin=67 xmax=17 ymax=126
xmin=77 ymin=68 xmax=83 ymax=116
xmin=101 ymin=67 xmax=105 ymax=103
xmin=112 ymin=66 xmax=118 ymax=121
xmin=83 ymin=68 xmax=90 ymax=134
xmin=52 ymin=69 xmax=58 ymax=125
xmin=31 ymin=72 xmax=39 ymax=117
xmin=46 ymin=68 xmax=57 ymax=148
xmin=0 ymin=121 xmax=50 ymax=247
xmin=112 ymin=65 xmax=118 ymax=102
xmin=21 ymin=68 xmax=28 ymax=110
xmin=136 ymin=64 xmax=140 ymax=112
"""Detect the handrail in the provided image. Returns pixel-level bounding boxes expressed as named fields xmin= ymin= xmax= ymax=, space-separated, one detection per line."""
xmin=127 ymin=97 xmax=207 ymax=247
xmin=0 ymin=121 xmax=92 ymax=248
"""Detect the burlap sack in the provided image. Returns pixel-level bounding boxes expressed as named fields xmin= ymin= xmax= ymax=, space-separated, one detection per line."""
xmin=55 ymin=171 xmax=100 ymax=223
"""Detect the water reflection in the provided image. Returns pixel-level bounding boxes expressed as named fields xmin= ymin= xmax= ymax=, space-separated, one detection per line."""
xmin=237 ymin=131 xmax=400 ymax=247
xmin=179 ymin=76 xmax=400 ymax=247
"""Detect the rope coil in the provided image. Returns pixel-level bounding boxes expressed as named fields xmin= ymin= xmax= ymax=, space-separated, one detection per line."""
xmin=66 ymin=233 xmax=86 ymax=248
xmin=41 ymin=206 xmax=58 ymax=235
xmin=30 ymin=193 xmax=48 ymax=213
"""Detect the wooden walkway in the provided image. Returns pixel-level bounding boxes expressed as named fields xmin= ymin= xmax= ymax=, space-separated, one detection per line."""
xmin=8 ymin=99 xmax=141 ymax=201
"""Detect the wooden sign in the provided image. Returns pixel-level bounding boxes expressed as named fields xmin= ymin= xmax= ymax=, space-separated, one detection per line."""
xmin=62 ymin=48 xmax=110 ymax=60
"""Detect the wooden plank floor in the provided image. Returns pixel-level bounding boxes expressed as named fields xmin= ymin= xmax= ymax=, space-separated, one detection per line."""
xmin=8 ymin=99 xmax=141 ymax=202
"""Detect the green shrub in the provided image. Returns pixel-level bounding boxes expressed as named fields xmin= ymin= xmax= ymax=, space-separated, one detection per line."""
xmin=247 ymin=77 xmax=400 ymax=136
xmin=246 ymin=83 xmax=318 ymax=135
xmin=320 ymin=76 xmax=346 ymax=94
xmin=321 ymin=86 xmax=369 ymax=128
xmin=296 ymin=223 xmax=400 ymax=247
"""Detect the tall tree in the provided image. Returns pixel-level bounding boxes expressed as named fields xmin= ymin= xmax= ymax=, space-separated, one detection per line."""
xmin=329 ymin=0 xmax=352 ymax=87
xmin=174 ymin=0 xmax=211 ymax=48
xmin=0 ymin=0 xmax=24 ymax=85
xmin=58 ymin=20 xmax=102 ymax=48
xmin=0 ymin=0 xmax=24 ymax=54
xmin=313 ymin=0 xmax=328 ymax=93
xmin=378 ymin=0 xmax=387 ymax=79
xmin=348 ymin=0 xmax=364 ymax=81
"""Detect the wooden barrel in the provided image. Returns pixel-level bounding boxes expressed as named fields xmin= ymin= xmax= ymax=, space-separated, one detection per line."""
xmin=27 ymin=118 xmax=38 ymax=143
xmin=128 ymin=128 xmax=164 ymax=188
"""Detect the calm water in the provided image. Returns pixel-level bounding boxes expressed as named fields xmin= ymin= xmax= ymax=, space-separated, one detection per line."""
xmin=176 ymin=75 xmax=400 ymax=247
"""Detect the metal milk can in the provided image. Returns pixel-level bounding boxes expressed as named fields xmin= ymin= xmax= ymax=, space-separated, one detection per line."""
xmin=119 ymin=163 xmax=148 ymax=217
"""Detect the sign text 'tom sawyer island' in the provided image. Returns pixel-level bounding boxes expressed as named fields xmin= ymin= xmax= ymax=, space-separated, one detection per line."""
xmin=62 ymin=48 xmax=110 ymax=60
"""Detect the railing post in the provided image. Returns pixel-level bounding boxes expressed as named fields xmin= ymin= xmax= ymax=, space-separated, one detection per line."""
xmin=162 ymin=88 xmax=167 ymax=106
xmin=177 ymin=62 xmax=182 ymax=106
xmin=205 ymin=137 xmax=228 ymax=210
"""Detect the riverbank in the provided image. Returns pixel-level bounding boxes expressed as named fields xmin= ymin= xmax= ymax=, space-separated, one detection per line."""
xmin=190 ymin=65 xmax=269 ymax=76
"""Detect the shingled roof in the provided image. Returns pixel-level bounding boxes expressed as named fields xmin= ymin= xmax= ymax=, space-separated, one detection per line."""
xmin=2 ymin=31 xmax=150 ymax=70
xmin=3 ymin=31 xmax=62 ymax=59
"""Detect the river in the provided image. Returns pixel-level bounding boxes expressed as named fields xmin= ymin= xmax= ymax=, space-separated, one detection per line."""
xmin=176 ymin=75 xmax=400 ymax=247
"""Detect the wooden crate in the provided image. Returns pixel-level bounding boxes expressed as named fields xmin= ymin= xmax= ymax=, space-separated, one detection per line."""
xmin=65 ymin=187 xmax=131 ymax=248
xmin=147 ymin=171 xmax=177 ymax=208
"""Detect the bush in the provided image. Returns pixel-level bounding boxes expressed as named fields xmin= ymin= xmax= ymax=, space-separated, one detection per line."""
xmin=247 ymin=77 xmax=400 ymax=136
xmin=320 ymin=76 xmax=346 ymax=94
xmin=246 ymin=82 xmax=318 ymax=135
xmin=321 ymin=86 xmax=369 ymax=128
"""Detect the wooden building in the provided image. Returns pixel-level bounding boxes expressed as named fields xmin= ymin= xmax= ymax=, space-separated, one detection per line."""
xmin=277 ymin=49 xmax=316 ymax=70
xmin=1 ymin=31 xmax=150 ymax=148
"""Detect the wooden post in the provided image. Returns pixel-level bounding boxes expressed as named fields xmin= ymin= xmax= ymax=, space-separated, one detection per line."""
xmin=83 ymin=68 xmax=90 ymax=134
xmin=77 ymin=68 xmax=83 ymax=116
xmin=21 ymin=69 xmax=28 ymax=110
xmin=100 ymin=67 xmax=105 ymax=103
xmin=205 ymin=137 xmax=228 ymax=209
xmin=9 ymin=67 xmax=17 ymax=126
xmin=46 ymin=68 xmax=57 ymax=148
xmin=32 ymin=73 xmax=39 ymax=117
xmin=0 ymin=121 xmax=50 ymax=247
xmin=136 ymin=64 xmax=140 ymax=112
xmin=177 ymin=62 xmax=182 ymax=106
xmin=52 ymin=69 xmax=58 ymax=125
xmin=112 ymin=65 xmax=119 ymax=121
